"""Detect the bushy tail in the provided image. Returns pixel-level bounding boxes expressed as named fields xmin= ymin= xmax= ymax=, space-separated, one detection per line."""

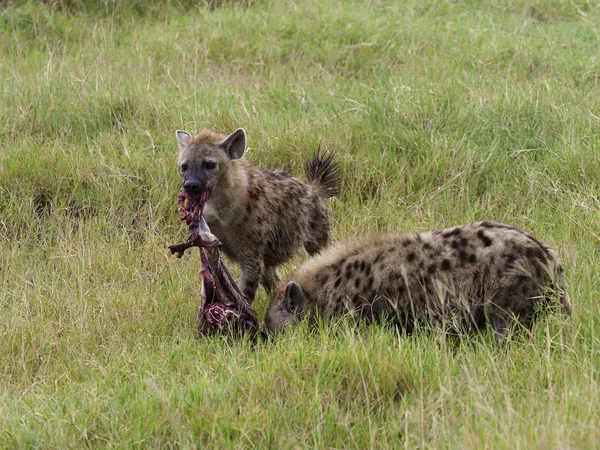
xmin=304 ymin=149 xmax=341 ymax=199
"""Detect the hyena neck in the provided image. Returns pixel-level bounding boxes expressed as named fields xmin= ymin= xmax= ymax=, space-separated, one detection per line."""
xmin=204 ymin=161 xmax=249 ymax=226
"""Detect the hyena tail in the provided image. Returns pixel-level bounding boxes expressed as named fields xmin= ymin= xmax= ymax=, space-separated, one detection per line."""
xmin=304 ymin=149 xmax=341 ymax=199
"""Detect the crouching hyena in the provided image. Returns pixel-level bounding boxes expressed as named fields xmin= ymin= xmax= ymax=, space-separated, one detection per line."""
xmin=175 ymin=128 xmax=341 ymax=303
xmin=265 ymin=221 xmax=571 ymax=343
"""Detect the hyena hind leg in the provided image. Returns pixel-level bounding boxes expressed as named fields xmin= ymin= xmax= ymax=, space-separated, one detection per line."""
xmin=304 ymin=221 xmax=330 ymax=256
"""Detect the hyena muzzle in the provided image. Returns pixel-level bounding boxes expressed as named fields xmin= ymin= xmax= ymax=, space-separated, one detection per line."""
xmin=265 ymin=221 xmax=571 ymax=343
xmin=175 ymin=127 xmax=341 ymax=303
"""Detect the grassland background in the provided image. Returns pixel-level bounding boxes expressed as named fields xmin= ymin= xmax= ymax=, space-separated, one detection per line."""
xmin=1 ymin=0 xmax=599 ymax=447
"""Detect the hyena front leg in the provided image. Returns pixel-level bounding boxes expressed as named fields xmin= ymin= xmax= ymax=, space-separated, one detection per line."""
xmin=488 ymin=311 xmax=512 ymax=346
xmin=487 ymin=287 xmax=538 ymax=345
xmin=486 ymin=299 xmax=525 ymax=346
xmin=261 ymin=265 xmax=279 ymax=296
xmin=239 ymin=257 xmax=263 ymax=304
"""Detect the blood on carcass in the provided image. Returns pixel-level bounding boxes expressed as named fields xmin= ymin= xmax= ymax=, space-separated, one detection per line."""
xmin=168 ymin=189 xmax=259 ymax=338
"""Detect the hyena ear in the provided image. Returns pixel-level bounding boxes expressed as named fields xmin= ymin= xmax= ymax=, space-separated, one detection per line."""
xmin=175 ymin=130 xmax=192 ymax=152
xmin=282 ymin=282 xmax=304 ymax=313
xmin=219 ymin=128 xmax=247 ymax=160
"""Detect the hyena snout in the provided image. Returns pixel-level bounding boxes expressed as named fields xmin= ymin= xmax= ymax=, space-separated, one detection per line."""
xmin=182 ymin=171 xmax=212 ymax=198
xmin=183 ymin=179 xmax=201 ymax=195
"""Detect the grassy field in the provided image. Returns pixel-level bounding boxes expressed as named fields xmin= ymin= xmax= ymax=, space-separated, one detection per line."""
xmin=1 ymin=0 xmax=599 ymax=447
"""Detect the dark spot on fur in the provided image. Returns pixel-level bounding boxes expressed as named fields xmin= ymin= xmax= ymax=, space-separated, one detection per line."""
xmin=353 ymin=260 xmax=360 ymax=270
xmin=460 ymin=238 xmax=468 ymax=247
xmin=373 ymin=254 xmax=383 ymax=264
xmin=451 ymin=240 xmax=459 ymax=249
xmin=504 ymin=253 xmax=517 ymax=265
xmin=354 ymin=278 xmax=361 ymax=288
xmin=388 ymin=246 xmax=397 ymax=252
xmin=442 ymin=228 xmax=462 ymax=238
xmin=364 ymin=264 xmax=372 ymax=277
xmin=558 ymin=265 xmax=564 ymax=274
xmin=481 ymin=221 xmax=520 ymax=232
xmin=359 ymin=260 xmax=366 ymax=272
xmin=441 ymin=259 xmax=451 ymax=271
xmin=407 ymin=252 xmax=416 ymax=262
xmin=249 ymin=190 xmax=260 ymax=200
xmin=459 ymin=250 xmax=469 ymax=263
xmin=366 ymin=276 xmax=374 ymax=290
xmin=334 ymin=277 xmax=342 ymax=288
xmin=477 ymin=230 xmax=493 ymax=247
xmin=468 ymin=253 xmax=476 ymax=263
xmin=423 ymin=243 xmax=432 ymax=250
xmin=427 ymin=264 xmax=437 ymax=274
xmin=345 ymin=265 xmax=352 ymax=279
xmin=523 ymin=235 xmax=552 ymax=260
xmin=525 ymin=246 xmax=548 ymax=264
xmin=401 ymin=240 xmax=411 ymax=248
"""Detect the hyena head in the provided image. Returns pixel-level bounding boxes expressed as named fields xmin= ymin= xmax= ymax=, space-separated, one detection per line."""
xmin=175 ymin=128 xmax=247 ymax=199
xmin=265 ymin=282 xmax=306 ymax=334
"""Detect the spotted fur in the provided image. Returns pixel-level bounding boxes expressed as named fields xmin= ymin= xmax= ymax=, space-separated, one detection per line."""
xmin=266 ymin=221 xmax=571 ymax=343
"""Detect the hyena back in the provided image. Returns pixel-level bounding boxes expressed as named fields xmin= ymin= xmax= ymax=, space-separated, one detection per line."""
xmin=266 ymin=221 xmax=570 ymax=342
xmin=175 ymin=128 xmax=341 ymax=303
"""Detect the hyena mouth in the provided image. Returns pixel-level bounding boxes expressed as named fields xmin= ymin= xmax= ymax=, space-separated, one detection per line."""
xmin=176 ymin=188 xmax=213 ymax=244
xmin=168 ymin=188 xmax=259 ymax=338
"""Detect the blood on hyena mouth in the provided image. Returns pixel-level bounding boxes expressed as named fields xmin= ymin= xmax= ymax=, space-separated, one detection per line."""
xmin=179 ymin=189 xmax=212 ymax=224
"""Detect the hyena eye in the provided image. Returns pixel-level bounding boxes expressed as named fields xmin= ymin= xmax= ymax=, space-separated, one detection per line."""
xmin=204 ymin=161 xmax=216 ymax=170
xmin=180 ymin=163 xmax=188 ymax=172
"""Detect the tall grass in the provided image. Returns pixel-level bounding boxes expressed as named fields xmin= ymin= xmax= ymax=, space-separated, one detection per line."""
xmin=1 ymin=0 xmax=599 ymax=447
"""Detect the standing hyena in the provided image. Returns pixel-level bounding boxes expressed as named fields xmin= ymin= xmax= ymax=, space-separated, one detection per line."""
xmin=266 ymin=221 xmax=571 ymax=343
xmin=175 ymin=128 xmax=341 ymax=303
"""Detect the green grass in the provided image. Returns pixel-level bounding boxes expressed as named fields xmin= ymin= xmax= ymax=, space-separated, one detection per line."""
xmin=1 ymin=0 xmax=600 ymax=447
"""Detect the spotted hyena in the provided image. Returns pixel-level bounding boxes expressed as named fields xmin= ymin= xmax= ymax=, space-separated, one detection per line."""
xmin=265 ymin=221 xmax=571 ymax=342
xmin=175 ymin=128 xmax=341 ymax=303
